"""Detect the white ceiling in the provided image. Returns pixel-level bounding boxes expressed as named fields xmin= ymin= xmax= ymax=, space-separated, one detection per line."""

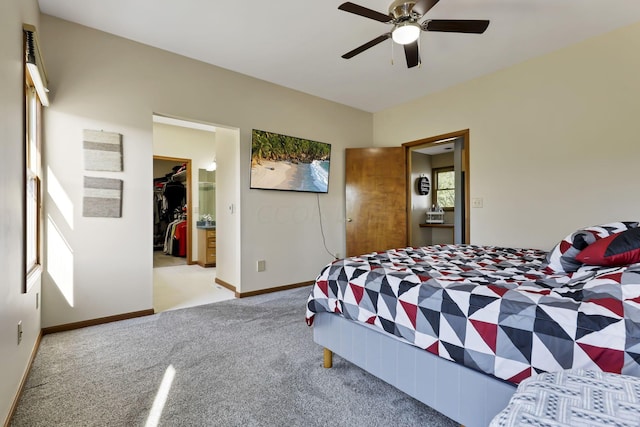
xmin=38 ymin=0 xmax=640 ymax=113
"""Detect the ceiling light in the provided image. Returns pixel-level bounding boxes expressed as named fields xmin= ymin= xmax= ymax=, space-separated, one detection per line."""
xmin=392 ymin=22 xmax=421 ymax=45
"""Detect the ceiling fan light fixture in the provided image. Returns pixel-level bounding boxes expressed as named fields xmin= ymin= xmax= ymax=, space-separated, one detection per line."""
xmin=392 ymin=21 xmax=420 ymax=45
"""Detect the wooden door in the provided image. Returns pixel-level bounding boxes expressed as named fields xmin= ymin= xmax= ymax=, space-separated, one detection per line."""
xmin=345 ymin=147 xmax=407 ymax=257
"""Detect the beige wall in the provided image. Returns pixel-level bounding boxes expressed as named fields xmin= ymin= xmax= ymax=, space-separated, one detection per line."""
xmin=39 ymin=14 xmax=373 ymax=329
xmin=214 ymin=127 xmax=242 ymax=287
xmin=374 ymin=21 xmax=640 ymax=250
xmin=1 ymin=1 xmax=43 ymax=423
xmin=432 ymin=152 xmax=454 ymax=169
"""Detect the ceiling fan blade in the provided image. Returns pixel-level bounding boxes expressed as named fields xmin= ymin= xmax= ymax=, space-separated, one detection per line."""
xmin=412 ymin=0 xmax=440 ymax=17
xmin=342 ymin=33 xmax=391 ymax=59
xmin=423 ymin=19 xmax=490 ymax=34
xmin=338 ymin=2 xmax=393 ymax=23
xmin=404 ymin=41 xmax=420 ymax=68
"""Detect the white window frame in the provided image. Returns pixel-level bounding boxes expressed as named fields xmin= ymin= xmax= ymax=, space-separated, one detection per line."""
xmin=24 ymin=27 xmax=45 ymax=292
xmin=433 ymin=166 xmax=455 ymax=211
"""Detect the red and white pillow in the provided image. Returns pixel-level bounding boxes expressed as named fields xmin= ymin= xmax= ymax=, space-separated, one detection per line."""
xmin=576 ymin=227 xmax=640 ymax=267
xmin=544 ymin=221 xmax=638 ymax=273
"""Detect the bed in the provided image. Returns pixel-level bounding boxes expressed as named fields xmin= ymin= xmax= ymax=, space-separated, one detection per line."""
xmin=305 ymin=222 xmax=640 ymax=427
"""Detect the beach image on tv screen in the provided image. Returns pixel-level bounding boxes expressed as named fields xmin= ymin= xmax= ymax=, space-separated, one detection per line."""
xmin=250 ymin=129 xmax=331 ymax=193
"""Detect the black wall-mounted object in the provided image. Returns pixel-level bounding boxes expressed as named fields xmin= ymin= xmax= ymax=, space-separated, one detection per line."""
xmin=416 ymin=176 xmax=430 ymax=195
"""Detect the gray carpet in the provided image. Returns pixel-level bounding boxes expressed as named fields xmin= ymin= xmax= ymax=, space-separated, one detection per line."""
xmin=11 ymin=286 xmax=456 ymax=427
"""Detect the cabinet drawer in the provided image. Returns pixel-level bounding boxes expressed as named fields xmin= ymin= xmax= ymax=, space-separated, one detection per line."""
xmin=206 ymin=230 xmax=216 ymax=239
xmin=207 ymin=249 xmax=216 ymax=260
xmin=207 ymin=238 xmax=216 ymax=248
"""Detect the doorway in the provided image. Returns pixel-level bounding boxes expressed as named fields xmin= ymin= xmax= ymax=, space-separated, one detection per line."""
xmin=404 ymin=129 xmax=470 ymax=246
xmin=151 ymin=114 xmax=237 ymax=312
xmin=153 ymin=156 xmax=191 ymax=266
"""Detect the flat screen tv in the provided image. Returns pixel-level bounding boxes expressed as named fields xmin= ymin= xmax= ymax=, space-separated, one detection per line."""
xmin=250 ymin=129 xmax=331 ymax=193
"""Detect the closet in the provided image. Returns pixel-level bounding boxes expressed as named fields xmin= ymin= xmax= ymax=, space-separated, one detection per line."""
xmin=153 ymin=158 xmax=189 ymax=263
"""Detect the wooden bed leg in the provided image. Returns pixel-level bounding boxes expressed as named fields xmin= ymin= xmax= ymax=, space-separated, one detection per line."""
xmin=323 ymin=348 xmax=333 ymax=368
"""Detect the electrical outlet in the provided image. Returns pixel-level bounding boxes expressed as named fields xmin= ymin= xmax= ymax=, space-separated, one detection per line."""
xmin=17 ymin=321 xmax=23 ymax=345
xmin=472 ymin=198 xmax=483 ymax=208
xmin=257 ymin=260 xmax=266 ymax=272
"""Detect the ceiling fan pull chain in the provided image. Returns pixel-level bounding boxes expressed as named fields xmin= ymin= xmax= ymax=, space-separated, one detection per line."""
xmin=391 ymin=38 xmax=394 ymax=65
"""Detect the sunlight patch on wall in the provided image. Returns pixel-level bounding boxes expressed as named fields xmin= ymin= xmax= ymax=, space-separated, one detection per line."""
xmin=47 ymin=216 xmax=74 ymax=307
xmin=145 ymin=364 xmax=176 ymax=427
xmin=47 ymin=166 xmax=74 ymax=229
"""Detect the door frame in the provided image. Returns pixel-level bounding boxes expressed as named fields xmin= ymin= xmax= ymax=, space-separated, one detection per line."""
xmin=402 ymin=129 xmax=470 ymax=244
xmin=153 ymin=155 xmax=193 ymax=264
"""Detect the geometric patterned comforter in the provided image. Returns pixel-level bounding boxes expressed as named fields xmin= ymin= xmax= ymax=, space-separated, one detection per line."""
xmin=305 ymin=245 xmax=640 ymax=384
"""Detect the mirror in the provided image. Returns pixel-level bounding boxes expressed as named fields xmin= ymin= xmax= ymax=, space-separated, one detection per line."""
xmin=198 ymin=168 xmax=216 ymax=222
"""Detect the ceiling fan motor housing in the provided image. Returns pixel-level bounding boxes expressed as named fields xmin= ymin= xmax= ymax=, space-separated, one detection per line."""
xmin=389 ymin=0 xmax=420 ymax=20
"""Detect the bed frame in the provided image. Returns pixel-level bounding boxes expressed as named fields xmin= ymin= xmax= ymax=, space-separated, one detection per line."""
xmin=313 ymin=312 xmax=516 ymax=427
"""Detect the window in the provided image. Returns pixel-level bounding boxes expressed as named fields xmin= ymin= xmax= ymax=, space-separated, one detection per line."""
xmin=25 ymin=87 xmax=41 ymax=275
xmin=24 ymin=25 xmax=46 ymax=291
xmin=433 ymin=167 xmax=455 ymax=210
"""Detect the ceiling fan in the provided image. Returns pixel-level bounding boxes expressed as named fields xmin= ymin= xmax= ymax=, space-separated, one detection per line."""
xmin=339 ymin=0 xmax=490 ymax=68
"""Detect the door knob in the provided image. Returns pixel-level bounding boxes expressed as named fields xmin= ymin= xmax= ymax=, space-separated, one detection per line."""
xmin=346 ymin=218 xmax=353 ymax=222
